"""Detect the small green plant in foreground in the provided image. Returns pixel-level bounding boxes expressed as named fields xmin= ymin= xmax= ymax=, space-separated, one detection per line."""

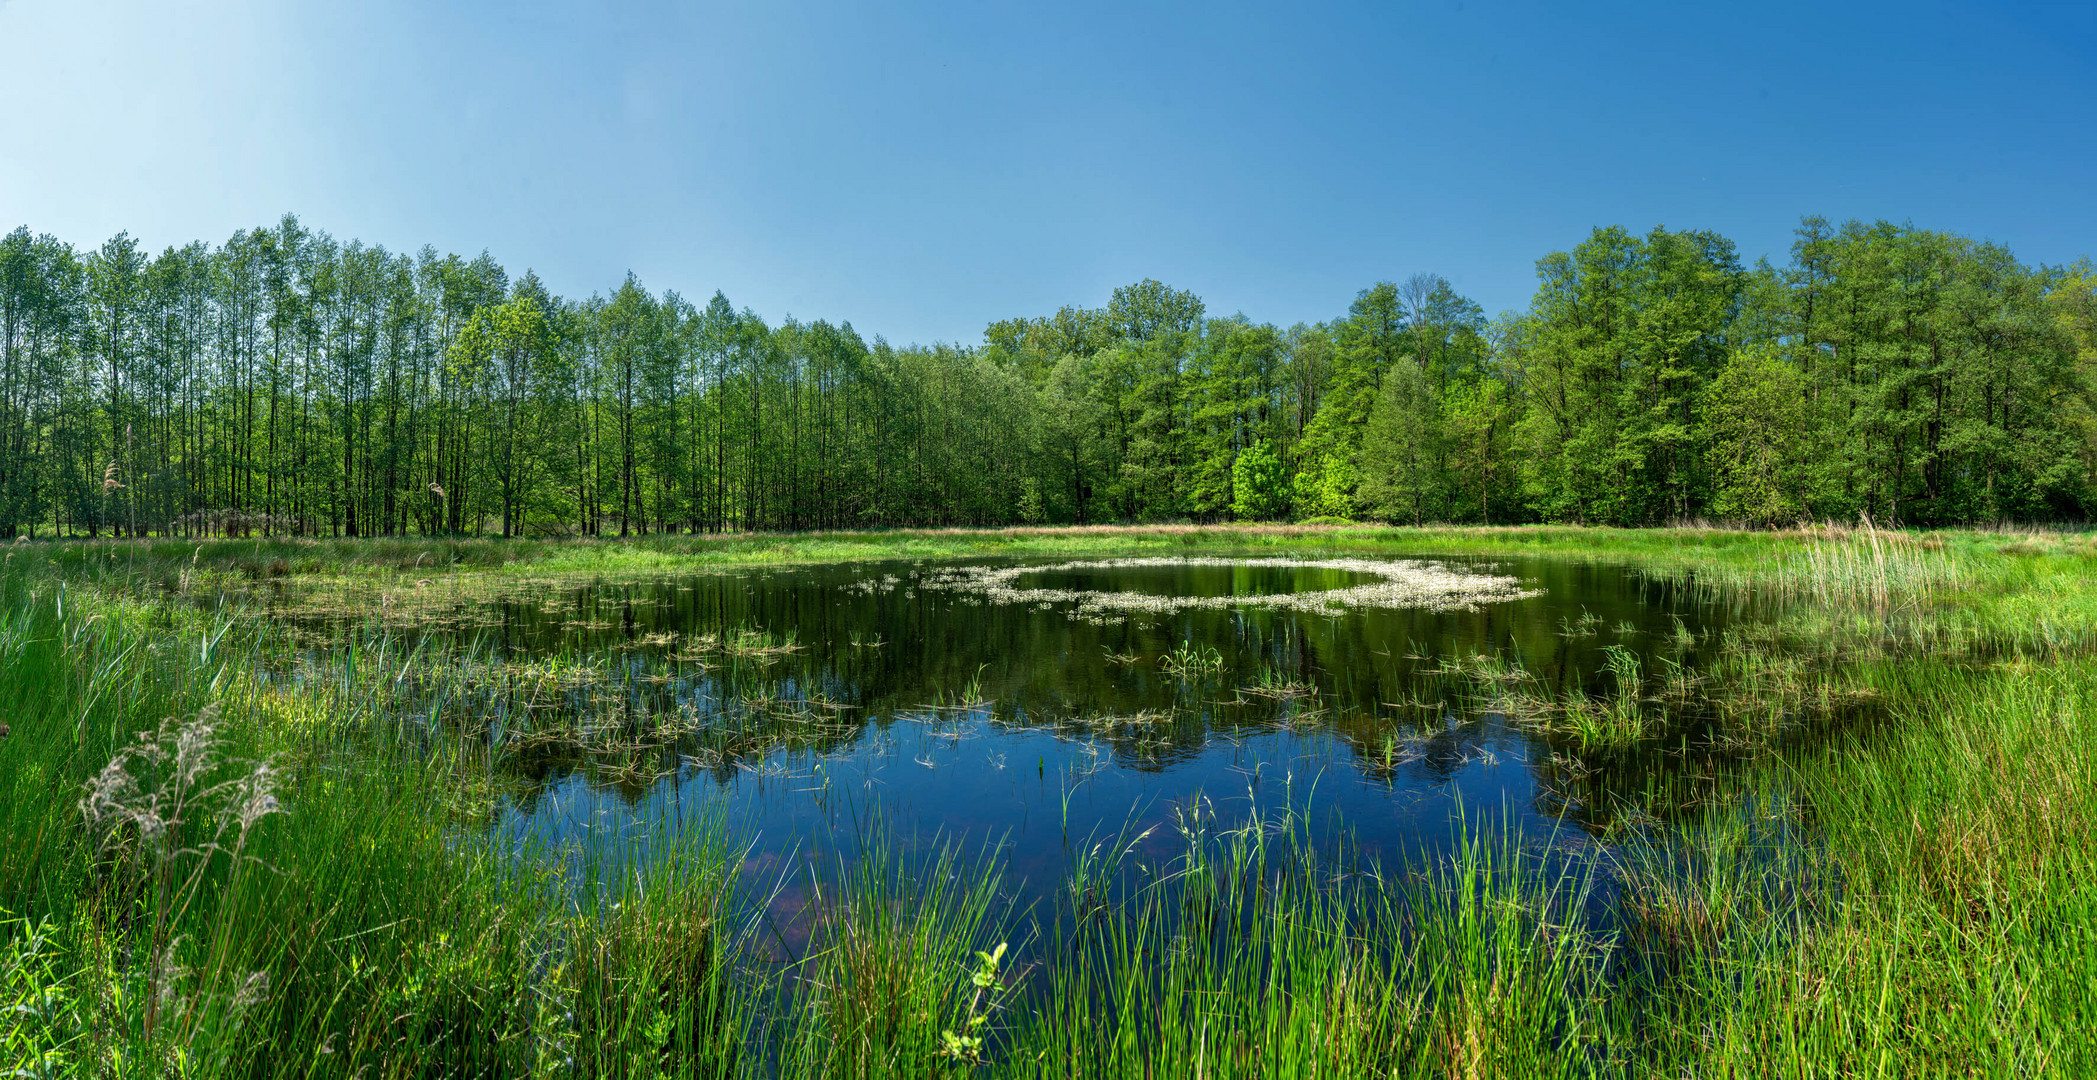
xmin=939 ymin=941 xmax=1008 ymax=1068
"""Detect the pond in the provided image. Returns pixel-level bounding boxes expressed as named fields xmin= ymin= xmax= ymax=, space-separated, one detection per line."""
xmin=267 ymin=554 xmax=1796 ymax=922
xmin=1006 ymin=560 xmax=1383 ymax=596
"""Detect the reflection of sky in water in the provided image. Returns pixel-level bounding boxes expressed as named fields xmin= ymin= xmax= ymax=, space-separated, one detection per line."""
xmin=296 ymin=555 xmax=1736 ymax=923
xmin=502 ymin=708 xmax=1602 ymax=935
xmin=501 ymin=713 xmax=1569 ymax=949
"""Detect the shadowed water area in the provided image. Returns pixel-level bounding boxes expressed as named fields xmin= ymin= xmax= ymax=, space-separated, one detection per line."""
xmin=1011 ymin=561 xmax=1382 ymax=595
xmin=260 ymin=555 xmax=1807 ymax=930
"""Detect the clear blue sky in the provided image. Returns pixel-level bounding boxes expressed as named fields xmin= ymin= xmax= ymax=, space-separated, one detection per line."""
xmin=2 ymin=0 xmax=2091 ymax=343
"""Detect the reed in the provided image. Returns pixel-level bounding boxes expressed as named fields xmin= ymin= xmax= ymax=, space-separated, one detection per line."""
xmin=4 ymin=527 xmax=2096 ymax=1077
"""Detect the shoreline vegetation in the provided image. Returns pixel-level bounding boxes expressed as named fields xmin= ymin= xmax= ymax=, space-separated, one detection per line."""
xmin=4 ymin=523 xmax=2095 ymax=1077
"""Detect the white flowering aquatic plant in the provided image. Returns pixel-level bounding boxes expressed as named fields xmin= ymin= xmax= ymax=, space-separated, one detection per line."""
xmin=918 ymin=557 xmax=1539 ymax=622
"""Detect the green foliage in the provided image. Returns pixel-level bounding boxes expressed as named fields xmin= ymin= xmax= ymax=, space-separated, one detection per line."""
xmin=0 ymin=216 xmax=2091 ymax=538
xmin=1291 ymin=453 xmax=1360 ymax=520
xmin=937 ymin=942 xmax=1007 ymax=1068
xmin=1512 ymin=225 xmax=1747 ymax=525
xmin=1228 ymin=439 xmax=1287 ymax=520
xmin=2 ymin=909 xmax=81 ymax=1077
xmin=1702 ymin=344 xmax=1833 ymax=522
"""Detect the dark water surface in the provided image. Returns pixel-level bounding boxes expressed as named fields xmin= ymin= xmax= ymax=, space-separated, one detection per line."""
xmin=280 ymin=555 xmax=1754 ymax=914
xmin=1008 ymin=560 xmax=1385 ymax=596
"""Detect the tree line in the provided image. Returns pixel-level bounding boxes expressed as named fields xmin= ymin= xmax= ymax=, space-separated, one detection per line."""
xmin=1 ymin=214 xmax=2092 ymax=538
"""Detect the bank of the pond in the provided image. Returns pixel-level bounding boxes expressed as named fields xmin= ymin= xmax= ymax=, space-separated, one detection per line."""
xmin=12 ymin=519 xmax=2083 ymax=579
xmin=18 ymin=520 xmax=2097 ymax=632
xmin=2 ymin=526 xmax=2093 ymax=1077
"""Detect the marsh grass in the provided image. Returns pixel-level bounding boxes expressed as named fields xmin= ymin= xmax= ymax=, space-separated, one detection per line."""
xmin=6 ymin=526 xmax=2097 ymax=1076
xmin=1158 ymin=643 xmax=1226 ymax=679
xmin=776 ymin=841 xmax=1011 ymax=1079
xmin=75 ymin=703 xmax=284 ymax=1053
xmin=1011 ymin=805 xmax=1608 ymax=1079
xmin=1238 ymin=668 xmax=1316 ymax=700
xmin=1664 ymin=519 xmax=1974 ymax=617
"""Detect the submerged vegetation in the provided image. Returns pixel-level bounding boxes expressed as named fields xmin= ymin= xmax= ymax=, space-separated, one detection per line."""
xmin=2 ymin=524 xmax=2095 ymax=1077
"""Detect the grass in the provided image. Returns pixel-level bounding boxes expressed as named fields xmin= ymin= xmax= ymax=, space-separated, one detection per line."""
xmin=0 ymin=518 xmax=2063 ymax=581
xmin=3 ymin=523 xmax=2095 ymax=1076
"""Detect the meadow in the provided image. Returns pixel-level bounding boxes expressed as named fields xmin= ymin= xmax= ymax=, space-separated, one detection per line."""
xmin=2 ymin=523 xmax=2094 ymax=1078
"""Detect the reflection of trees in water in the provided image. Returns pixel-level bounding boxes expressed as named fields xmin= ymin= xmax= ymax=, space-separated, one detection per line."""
xmin=273 ymin=557 xmax=1841 ymax=832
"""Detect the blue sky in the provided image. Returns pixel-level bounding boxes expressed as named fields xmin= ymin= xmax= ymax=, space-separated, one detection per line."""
xmin=2 ymin=0 xmax=2091 ymax=343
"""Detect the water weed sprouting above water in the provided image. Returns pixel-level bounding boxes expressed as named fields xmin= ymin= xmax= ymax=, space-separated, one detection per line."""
xmin=1240 ymin=667 xmax=1317 ymax=699
xmin=1159 ymin=643 xmax=1226 ymax=679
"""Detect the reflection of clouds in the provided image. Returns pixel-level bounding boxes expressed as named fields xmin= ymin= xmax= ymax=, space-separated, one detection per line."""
xmin=754 ymin=875 xmax=820 ymax=961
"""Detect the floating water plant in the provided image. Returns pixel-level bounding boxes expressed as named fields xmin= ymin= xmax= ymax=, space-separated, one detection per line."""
xmin=1240 ymin=667 xmax=1317 ymax=699
xmin=919 ymin=556 xmax=1538 ymax=621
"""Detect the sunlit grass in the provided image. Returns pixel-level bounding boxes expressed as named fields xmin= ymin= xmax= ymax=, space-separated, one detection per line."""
xmin=5 ymin=525 xmax=2096 ymax=1076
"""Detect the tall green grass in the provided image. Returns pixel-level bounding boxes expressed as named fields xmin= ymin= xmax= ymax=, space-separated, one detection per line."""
xmin=5 ymin=529 xmax=2096 ymax=1077
xmin=0 ymin=580 xmax=766 ymax=1077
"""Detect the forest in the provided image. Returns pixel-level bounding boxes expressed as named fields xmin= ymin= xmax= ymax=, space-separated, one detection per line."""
xmin=2 ymin=215 xmax=2093 ymax=539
